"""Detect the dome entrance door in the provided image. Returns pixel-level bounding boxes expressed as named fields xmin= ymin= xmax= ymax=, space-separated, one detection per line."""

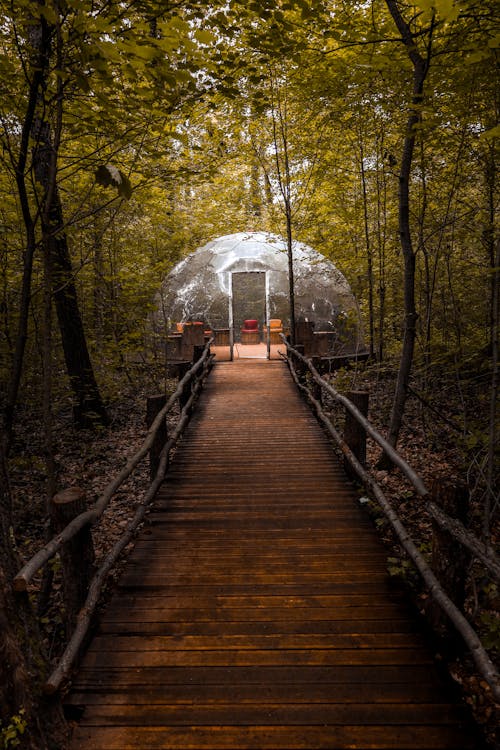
xmin=230 ymin=271 xmax=269 ymax=359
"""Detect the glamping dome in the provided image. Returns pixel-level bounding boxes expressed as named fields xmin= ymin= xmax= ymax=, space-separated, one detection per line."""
xmin=156 ymin=232 xmax=363 ymax=351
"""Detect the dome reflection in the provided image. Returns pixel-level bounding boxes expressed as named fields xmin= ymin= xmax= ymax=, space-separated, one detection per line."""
xmin=155 ymin=232 xmax=363 ymax=353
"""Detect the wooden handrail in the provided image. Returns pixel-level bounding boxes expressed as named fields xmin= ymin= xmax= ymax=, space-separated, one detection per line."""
xmin=44 ymin=353 xmax=213 ymax=694
xmin=284 ymin=338 xmax=500 ymax=579
xmin=283 ymin=338 xmax=427 ymax=495
xmin=285 ymin=348 xmax=500 ymax=702
xmin=14 ymin=340 xmax=213 ymax=592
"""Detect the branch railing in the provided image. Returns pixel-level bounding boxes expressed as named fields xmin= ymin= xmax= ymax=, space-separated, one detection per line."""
xmin=284 ymin=338 xmax=500 ymax=702
xmin=14 ymin=338 xmax=214 ymax=694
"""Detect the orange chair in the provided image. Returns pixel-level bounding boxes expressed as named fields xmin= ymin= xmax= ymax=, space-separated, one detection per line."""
xmin=264 ymin=318 xmax=283 ymax=344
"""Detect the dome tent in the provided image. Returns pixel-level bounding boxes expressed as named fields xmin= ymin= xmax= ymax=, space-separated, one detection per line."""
xmin=155 ymin=231 xmax=363 ymax=352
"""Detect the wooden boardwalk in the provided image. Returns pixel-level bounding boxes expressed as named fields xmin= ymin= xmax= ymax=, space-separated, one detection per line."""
xmin=68 ymin=360 xmax=478 ymax=749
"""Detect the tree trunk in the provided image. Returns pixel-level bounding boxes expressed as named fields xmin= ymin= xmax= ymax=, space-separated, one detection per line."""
xmin=2 ymin=17 xmax=47 ymax=455
xmin=285 ymin=202 xmax=296 ymax=345
xmin=37 ymin=216 xmax=58 ymax=617
xmin=359 ymin=137 xmax=375 ymax=358
xmin=383 ymin=1 xmax=432 ymax=456
xmin=4 ymin=7 xmax=108 ymax=436
xmin=249 ymin=158 xmax=262 ymax=219
xmin=50 ymin=218 xmax=110 ymax=428
xmin=376 ymin=133 xmax=388 ymax=362
xmin=485 ymin=235 xmax=499 ymax=542
xmin=270 ymin=71 xmax=296 ymax=344
xmin=31 ymin=17 xmax=108 ymax=429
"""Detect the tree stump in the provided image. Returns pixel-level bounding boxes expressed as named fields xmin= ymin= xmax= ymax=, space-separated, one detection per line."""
xmin=344 ymin=391 xmax=369 ymax=477
xmin=50 ymin=487 xmax=94 ymax=636
xmin=146 ymin=395 xmax=167 ymax=480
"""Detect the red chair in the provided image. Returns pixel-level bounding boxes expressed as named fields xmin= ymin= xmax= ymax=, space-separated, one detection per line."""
xmin=240 ymin=319 xmax=260 ymax=344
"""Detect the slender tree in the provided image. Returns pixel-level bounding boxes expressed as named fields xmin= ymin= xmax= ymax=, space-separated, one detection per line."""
xmin=383 ymin=0 xmax=434 ymax=453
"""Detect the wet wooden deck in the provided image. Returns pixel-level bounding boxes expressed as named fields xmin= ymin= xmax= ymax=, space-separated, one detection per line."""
xmin=68 ymin=360 xmax=477 ymax=749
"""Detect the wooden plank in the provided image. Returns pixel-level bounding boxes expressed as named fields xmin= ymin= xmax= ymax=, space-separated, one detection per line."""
xmin=146 ymin=512 xmax=370 ymax=522
xmin=100 ymin=592 xmax=408 ymax=608
xmin=66 ymin=680 xmax=452 ymax=706
xmin=123 ymin=559 xmax=390 ymax=574
xmin=98 ymin=606 xmax=414 ymax=623
xmin=77 ymin=703 xmax=463 ymax=727
xmin=97 ymin=619 xmax=421 ymax=637
xmin=126 ymin=553 xmax=390 ymax=566
xmin=89 ymin=632 xmax=427 ymax=651
xmin=135 ymin=519 xmax=375 ymax=530
xmin=81 ymin=647 xmax=433 ymax=669
xmin=72 ymin=664 xmax=446 ymax=686
xmin=137 ymin=530 xmax=377 ymax=540
xmin=123 ymin=560 xmax=392 ymax=572
xmin=111 ymin=582 xmax=412 ymax=596
xmin=71 ymin=725 xmax=476 ymax=749
xmin=127 ymin=549 xmax=389 ymax=562
xmin=132 ymin=538 xmax=386 ymax=548
xmin=117 ymin=577 xmax=398 ymax=589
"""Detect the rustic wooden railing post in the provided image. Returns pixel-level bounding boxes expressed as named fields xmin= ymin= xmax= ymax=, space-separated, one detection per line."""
xmin=427 ymin=478 xmax=471 ymax=640
xmin=295 ymin=320 xmax=316 ymax=355
xmin=178 ymin=361 xmax=192 ymax=413
xmin=310 ymin=357 xmax=323 ymax=404
xmin=50 ymin=487 xmax=94 ymax=636
xmin=293 ymin=344 xmax=307 ymax=387
xmin=146 ymin=394 xmax=167 ymax=480
xmin=181 ymin=322 xmax=204 ymax=360
xmin=192 ymin=344 xmax=205 ymax=364
xmin=344 ymin=391 xmax=369 ymax=476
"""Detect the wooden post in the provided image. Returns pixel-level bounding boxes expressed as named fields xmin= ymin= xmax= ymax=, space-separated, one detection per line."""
xmin=146 ymin=394 xmax=167 ymax=480
xmin=427 ymin=479 xmax=470 ymax=641
xmin=165 ymin=334 xmax=182 ymax=363
xmin=312 ymin=332 xmax=330 ymax=357
xmin=181 ymin=322 xmax=204 ymax=360
xmin=192 ymin=344 xmax=205 ymax=364
xmin=50 ymin=487 xmax=94 ymax=636
xmin=344 ymin=391 xmax=369 ymax=476
xmin=295 ymin=320 xmax=316 ymax=355
xmin=310 ymin=357 xmax=323 ymax=405
xmin=177 ymin=361 xmax=192 ymax=413
xmin=293 ymin=344 xmax=307 ymax=387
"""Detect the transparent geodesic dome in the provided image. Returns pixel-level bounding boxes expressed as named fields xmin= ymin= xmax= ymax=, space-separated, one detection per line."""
xmin=154 ymin=231 xmax=363 ymax=351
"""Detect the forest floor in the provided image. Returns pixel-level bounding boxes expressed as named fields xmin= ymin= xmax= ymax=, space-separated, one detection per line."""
xmin=8 ymin=355 xmax=499 ymax=748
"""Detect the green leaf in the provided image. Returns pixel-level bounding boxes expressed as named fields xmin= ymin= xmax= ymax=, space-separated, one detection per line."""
xmin=39 ymin=4 xmax=59 ymax=24
xmin=194 ymin=30 xmax=215 ymax=45
xmin=74 ymin=72 xmax=91 ymax=92
xmin=480 ymin=124 xmax=500 ymax=140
